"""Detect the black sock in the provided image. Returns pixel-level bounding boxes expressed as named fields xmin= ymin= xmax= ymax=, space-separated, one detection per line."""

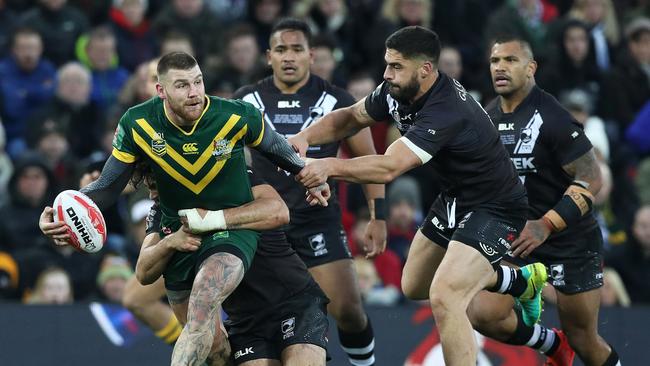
xmin=603 ymin=344 xmax=621 ymax=366
xmin=488 ymin=265 xmax=527 ymax=297
xmin=505 ymin=310 xmax=558 ymax=354
xmin=338 ymin=318 xmax=375 ymax=366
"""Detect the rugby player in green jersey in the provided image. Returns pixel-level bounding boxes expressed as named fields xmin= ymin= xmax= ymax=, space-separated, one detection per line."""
xmin=39 ymin=52 xmax=329 ymax=366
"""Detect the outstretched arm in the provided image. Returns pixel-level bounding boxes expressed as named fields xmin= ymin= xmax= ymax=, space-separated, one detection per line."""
xmin=39 ymin=155 xmax=134 ymax=246
xmin=178 ymin=183 xmax=290 ymax=234
xmin=290 ymin=98 xmax=377 ymax=155
xmin=298 ymin=138 xmax=423 ymax=186
xmin=344 ymin=127 xmax=387 ymax=258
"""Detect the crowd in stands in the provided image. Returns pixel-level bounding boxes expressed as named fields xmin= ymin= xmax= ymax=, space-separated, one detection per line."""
xmin=0 ymin=0 xmax=649 ymax=309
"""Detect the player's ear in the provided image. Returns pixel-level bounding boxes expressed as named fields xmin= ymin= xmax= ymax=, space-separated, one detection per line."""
xmin=527 ymin=60 xmax=537 ymax=78
xmin=421 ymin=60 xmax=434 ymax=78
xmin=309 ymin=47 xmax=315 ymax=66
xmin=155 ymin=83 xmax=165 ymax=99
xmin=266 ymin=49 xmax=272 ymax=66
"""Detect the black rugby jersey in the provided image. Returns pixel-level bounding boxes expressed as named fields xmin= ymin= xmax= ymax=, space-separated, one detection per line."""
xmin=365 ymin=72 xmax=526 ymax=214
xmin=233 ymin=75 xmax=356 ymax=213
xmin=485 ymin=85 xmax=596 ymax=237
xmin=146 ymin=169 xmax=315 ymax=321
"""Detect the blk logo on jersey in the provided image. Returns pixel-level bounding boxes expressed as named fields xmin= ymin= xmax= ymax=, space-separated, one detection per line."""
xmin=498 ymin=123 xmax=515 ymax=131
xmin=278 ymin=100 xmax=300 ymax=108
xmin=309 ymin=233 xmax=328 ymax=256
xmin=212 ymin=139 xmax=232 ymax=161
xmin=234 ymin=347 xmax=254 ymax=359
xmin=511 ymin=157 xmax=536 ymax=171
xmin=281 ymin=317 xmax=296 ymax=339
xmin=550 ymin=264 xmax=565 ymax=286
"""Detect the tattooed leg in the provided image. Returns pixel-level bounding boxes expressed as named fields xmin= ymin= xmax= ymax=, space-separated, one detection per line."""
xmin=171 ymin=253 xmax=245 ymax=366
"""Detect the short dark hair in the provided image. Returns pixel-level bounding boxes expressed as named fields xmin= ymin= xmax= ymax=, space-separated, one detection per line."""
xmin=490 ymin=34 xmax=534 ymax=60
xmin=157 ymin=52 xmax=198 ymax=77
xmin=385 ymin=26 xmax=441 ymax=65
xmin=270 ymin=18 xmax=312 ymax=47
xmin=10 ymin=26 xmax=41 ymax=47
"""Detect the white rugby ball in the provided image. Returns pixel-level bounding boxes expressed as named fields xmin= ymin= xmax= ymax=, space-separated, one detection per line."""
xmin=53 ymin=190 xmax=106 ymax=253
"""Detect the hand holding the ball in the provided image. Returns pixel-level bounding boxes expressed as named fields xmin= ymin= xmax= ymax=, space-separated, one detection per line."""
xmin=39 ymin=206 xmax=71 ymax=247
xmin=165 ymin=225 xmax=202 ymax=252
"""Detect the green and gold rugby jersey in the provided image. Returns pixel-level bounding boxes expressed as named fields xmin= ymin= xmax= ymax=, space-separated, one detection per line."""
xmin=112 ymin=96 xmax=265 ymax=225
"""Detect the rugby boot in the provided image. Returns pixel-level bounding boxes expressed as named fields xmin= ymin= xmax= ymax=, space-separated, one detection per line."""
xmin=544 ymin=329 xmax=576 ymax=366
xmin=517 ymin=262 xmax=547 ymax=326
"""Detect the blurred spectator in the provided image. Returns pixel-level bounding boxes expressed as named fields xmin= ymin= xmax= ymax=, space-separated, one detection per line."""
xmin=592 ymin=160 xmax=627 ymax=250
xmin=310 ymin=34 xmax=346 ymax=87
xmin=485 ymin=0 xmax=559 ymax=58
xmin=152 ymin=0 xmax=221 ymax=62
xmin=439 ymin=46 xmax=463 ymax=81
xmin=33 ymin=123 xmax=78 ymax=189
xmin=560 ymin=88 xmax=610 ymax=161
xmin=208 ymin=24 xmax=265 ymax=96
xmin=0 ymin=122 xmax=13 ymax=207
xmin=247 ymin=0 xmax=289 ymax=51
xmin=206 ymin=0 xmax=248 ymax=23
xmin=607 ymin=205 xmax=650 ymax=304
xmin=0 ymin=251 xmax=20 ymax=300
xmin=353 ymin=256 xmax=400 ymax=306
xmin=346 ymin=72 xmax=375 ymax=102
xmin=600 ymin=17 xmax=650 ymax=130
xmin=26 ymin=62 xmax=104 ymax=159
xmin=568 ymin=0 xmax=620 ymax=71
xmin=26 ymin=266 xmax=73 ymax=304
xmin=637 ymin=158 xmax=650 ymax=205
xmin=380 ymin=0 xmax=431 ymax=28
xmin=118 ymin=58 xmax=158 ymax=108
xmin=600 ymin=267 xmax=631 ymax=307
xmin=159 ymin=30 xmax=195 ymax=57
xmin=108 ymin=0 xmax=158 ymax=72
xmin=626 ymin=100 xmax=650 ymax=156
xmin=77 ymin=26 xmax=130 ymax=113
xmin=0 ymin=153 xmax=56 ymax=253
xmin=123 ymin=196 xmax=154 ymax=262
xmin=540 ymin=19 xmax=602 ymax=99
xmin=0 ymin=27 xmax=56 ymax=158
xmin=20 ymin=0 xmax=90 ymax=66
xmin=0 ymin=0 xmax=18 ymax=58
xmin=386 ymin=176 xmax=421 ymax=264
xmin=96 ymin=255 xmax=133 ymax=303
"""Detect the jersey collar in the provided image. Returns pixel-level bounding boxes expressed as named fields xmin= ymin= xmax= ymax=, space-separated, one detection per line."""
xmin=163 ymin=96 xmax=211 ymax=136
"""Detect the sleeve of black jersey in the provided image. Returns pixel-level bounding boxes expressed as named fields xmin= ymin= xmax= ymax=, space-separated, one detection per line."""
xmin=232 ymin=84 xmax=255 ymax=101
xmin=145 ymin=201 xmax=161 ymax=235
xmin=401 ymin=112 xmax=463 ymax=163
xmin=331 ymin=85 xmax=356 ymax=108
xmin=545 ymin=108 xmax=593 ymax=165
xmin=364 ymin=82 xmax=391 ymax=122
xmin=246 ymin=167 xmax=266 ymax=187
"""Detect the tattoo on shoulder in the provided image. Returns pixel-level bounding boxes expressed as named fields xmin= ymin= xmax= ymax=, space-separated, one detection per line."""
xmin=563 ymin=149 xmax=599 ymax=185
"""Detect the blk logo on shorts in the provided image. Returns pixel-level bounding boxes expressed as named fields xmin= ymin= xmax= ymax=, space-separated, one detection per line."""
xmin=309 ymin=233 xmax=328 ymax=256
xmin=550 ymin=264 xmax=565 ymax=286
xmin=281 ymin=317 xmax=295 ymax=340
xmin=479 ymin=242 xmax=496 ymax=257
xmin=234 ymin=347 xmax=254 ymax=359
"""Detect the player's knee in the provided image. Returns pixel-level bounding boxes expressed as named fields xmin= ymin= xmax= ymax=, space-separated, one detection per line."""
xmin=565 ymin=327 xmax=597 ymax=354
xmin=429 ymin=284 xmax=454 ymax=317
xmin=401 ymin=275 xmax=428 ymax=300
xmin=329 ymin=298 xmax=366 ymax=330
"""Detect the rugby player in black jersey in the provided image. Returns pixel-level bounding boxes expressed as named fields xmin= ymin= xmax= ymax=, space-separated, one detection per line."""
xmin=291 ymin=26 xmax=547 ymax=365
xmin=233 ymin=19 xmax=384 ymax=366
xmin=469 ymin=36 xmax=620 ymax=366
xmin=136 ymin=167 xmax=330 ymax=366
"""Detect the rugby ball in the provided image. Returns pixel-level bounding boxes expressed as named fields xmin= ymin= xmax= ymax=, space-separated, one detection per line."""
xmin=53 ymin=190 xmax=106 ymax=253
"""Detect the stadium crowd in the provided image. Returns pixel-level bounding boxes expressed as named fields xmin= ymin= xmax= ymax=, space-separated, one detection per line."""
xmin=0 ymin=0 xmax=648 ymax=310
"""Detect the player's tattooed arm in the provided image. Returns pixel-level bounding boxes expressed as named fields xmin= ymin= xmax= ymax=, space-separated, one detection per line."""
xmin=171 ymin=253 xmax=244 ymax=366
xmin=562 ymin=148 xmax=602 ymax=196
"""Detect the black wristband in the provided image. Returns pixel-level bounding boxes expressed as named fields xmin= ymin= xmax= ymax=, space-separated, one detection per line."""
xmin=374 ymin=198 xmax=386 ymax=220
